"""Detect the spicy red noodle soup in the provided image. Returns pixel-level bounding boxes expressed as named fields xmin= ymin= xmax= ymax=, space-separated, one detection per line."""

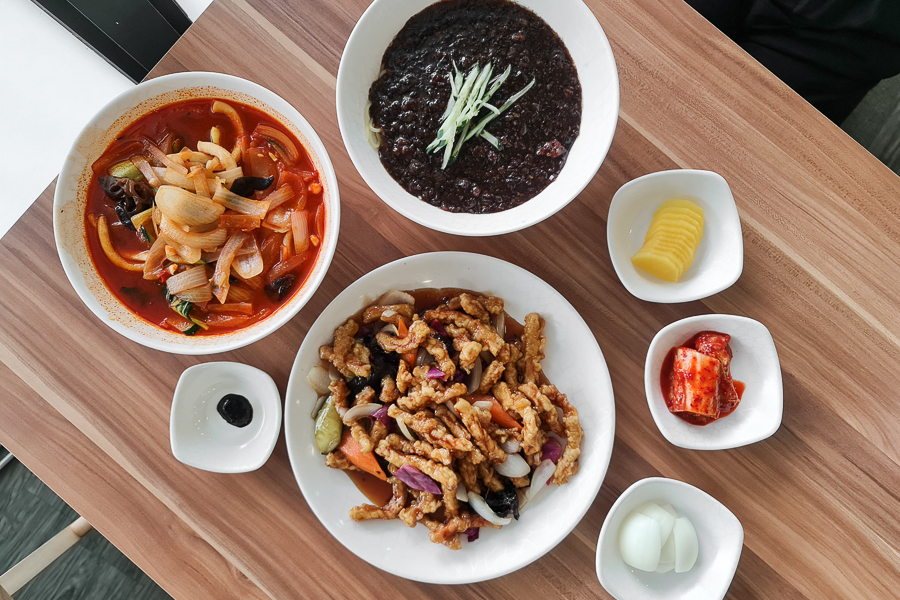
xmin=85 ymin=98 xmax=326 ymax=336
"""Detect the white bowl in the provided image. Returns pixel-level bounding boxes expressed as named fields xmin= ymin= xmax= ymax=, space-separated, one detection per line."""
xmin=645 ymin=314 xmax=783 ymax=450
xmin=283 ymin=251 xmax=616 ymax=583
xmin=53 ymin=72 xmax=341 ymax=354
xmin=607 ymin=170 xmax=743 ymax=303
xmin=170 ymin=362 xmax=282 ymax=473
xmin=336 ymin=0 xmax=619 ymax=236
xmin=596 ymin=477 xmax=744 ymax=600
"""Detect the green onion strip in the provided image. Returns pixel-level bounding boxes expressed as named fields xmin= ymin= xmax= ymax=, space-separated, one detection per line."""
xmin=427 ymin=62 xmax=535 ymax=169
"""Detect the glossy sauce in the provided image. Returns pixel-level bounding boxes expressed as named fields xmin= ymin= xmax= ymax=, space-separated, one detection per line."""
xmin=660 ymin=333 xmax=744 ymax=426
xmin=85 ymin=99 xmax=326 ymax=335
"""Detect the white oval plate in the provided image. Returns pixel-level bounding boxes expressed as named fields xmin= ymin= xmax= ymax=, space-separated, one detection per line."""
xmin=284 ymin=252 xmax=616 ymax=583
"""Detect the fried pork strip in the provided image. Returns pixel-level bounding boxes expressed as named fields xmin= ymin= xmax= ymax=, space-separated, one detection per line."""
xmin=376 ymin=440 xmax=459 ymax=491
xmin=423 ymin=309 xmax=505 ymax=355
xmin=399 ymin=490 xmax=442 ymax=527
xmin=519 ymin=382 xmax=565 ymax=436
xmin=543 ymin=384 xmax=583 ymax=485
xmin=521 ymin=313 xmax=546 ymax=384
xmin=325 ymin=451 xmax=357 ymax=471
xmin=348 ymin=386 xmax=376 ymax=453
xmin=320 ymin=319 xmax=371 ymax=378
xmin=422 ymin=336 xmax=456 ymax=379
xmin=455 ymin=399 xmax=507 ymax=464
xmin=376 ymin=318 xmax=431 ymax=353
xmin=362 ymin=303 xmax=415 ymax=324
xmin=387 ymin=405 xmax=474 ymax=452
xmin=492 ymin=382 xmax=542 ymax=455
xmin=382 ymin=433 xmax=452 ymax=466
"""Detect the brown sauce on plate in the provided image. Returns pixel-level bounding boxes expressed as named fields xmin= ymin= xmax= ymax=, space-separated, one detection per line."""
xmin=369 ymin=0 xmax=582 ymax=213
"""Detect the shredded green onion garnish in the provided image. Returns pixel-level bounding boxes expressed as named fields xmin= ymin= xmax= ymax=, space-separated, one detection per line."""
xmin=427 ymin=63 xmax=534 ymax=169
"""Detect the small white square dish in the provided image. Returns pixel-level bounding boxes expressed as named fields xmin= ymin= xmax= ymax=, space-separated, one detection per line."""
xmin=607 ymin=169 xmax=743 ymax=303
xmin=170 ymin=362 xmax=282 ymax=473
xmin=596 ymin=477 xmax=744 ymax=600
xmin=645 ymin=314 xmax=783 ymax=450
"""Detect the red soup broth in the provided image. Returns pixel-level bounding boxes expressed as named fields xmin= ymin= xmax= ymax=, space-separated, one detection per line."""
xmin=84 ymin=98 xmax=326 ymax=336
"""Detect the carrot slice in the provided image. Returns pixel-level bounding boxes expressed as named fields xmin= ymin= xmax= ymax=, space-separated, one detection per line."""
xmin=396 ymin=318 xmax=417 ymax=367
xmin=338 ymin=430 xmax=387 ymax=481
xmin=490 ymin=398 xmax=522 ymax=430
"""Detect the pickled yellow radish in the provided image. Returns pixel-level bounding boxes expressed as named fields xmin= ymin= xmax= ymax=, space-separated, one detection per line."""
xmin=632 ymin=199 xmax=704 ymax=282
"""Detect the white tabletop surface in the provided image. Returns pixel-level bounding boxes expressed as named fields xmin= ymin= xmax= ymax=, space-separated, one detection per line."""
xmin=0 ymin=0 xmax=211 ymax=240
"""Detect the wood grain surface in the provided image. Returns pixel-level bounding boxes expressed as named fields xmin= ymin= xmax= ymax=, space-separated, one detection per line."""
xmin=3 ymin=0 xmax=900 ymax=598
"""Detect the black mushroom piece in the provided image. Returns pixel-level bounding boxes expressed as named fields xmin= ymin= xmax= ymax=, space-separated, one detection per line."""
xmin=98 ymin=175 xmax=155 ymax=231
xmin=265 ymin=274 xmax=296 ymax=303
xmin=230 ymin=176 xmax=275 ymax=198
xmin=347 ymin=334 xmax=401 ymax=396
xmin=484 ymin=480 xmax=520 ymax=520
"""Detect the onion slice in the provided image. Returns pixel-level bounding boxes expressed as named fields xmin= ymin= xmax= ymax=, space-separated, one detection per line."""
xmin=255 ymin=124 xmax=300 ymax=164
xmin=266 ymin=185 xmax=294 ymax=211
xmin=174 ymin=282 xmax=212 ymax=303
xmin=310 ymin=395 xmax=327 ymax=420
xmin=212 ymin=231 xmax=249 ymax=303
xmin=493 ymin=453 xmax=530 ymax=477
xmin=97 ymin=216 xmax=143 ymax=272
xmin=492 ymin=310 xmax=506 ymax=339
xmin=291 ymin=210 xmax=310 ymax=254
xmin=466 ymin=358 xmax=483 ymax=394
xmin=467 ymin=491 xmax=511 ymax=526
xmin=142 ymin=235 xmax=167 ymax=280
xmin=166 ymin=265 xmax=208 ymax=295
xmin=307 ymin=365 xmax=332 ymax=396
xmin=232 ymin=235 xmax=264 ymax=279
xmin=155 ymin=185 xmax=224 ymax=226
xmin=525 ymin=459 xmax=556 ymax=503
xmin=500 ymin=438 xmax=521 ymax=454
xmin=375 ymin=289 xmax=415 ymax=306
xmin=398 ymin=418 xmax=416 ymax=441
xmin=159 ymin=216 xmax=227 ymax=250
xmin=456 ymin=482 xmax=468 ymax=502
xmin=197 ymin=141 xmax=237 ymax=170
xmin=342 ymin=403 xmax=383 ymax=425
xmin=213 ymin=181 xmax=271 ymax=217
xmin=211 ymin=100 xmax=245 ymax=138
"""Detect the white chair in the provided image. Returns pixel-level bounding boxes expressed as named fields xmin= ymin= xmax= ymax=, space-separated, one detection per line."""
xmin=0 ymin=517 xmax=93 ymax=599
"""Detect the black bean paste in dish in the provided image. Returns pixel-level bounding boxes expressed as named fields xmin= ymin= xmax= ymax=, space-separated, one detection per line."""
xmin=368 ymin=0 xmax=582 ymax=213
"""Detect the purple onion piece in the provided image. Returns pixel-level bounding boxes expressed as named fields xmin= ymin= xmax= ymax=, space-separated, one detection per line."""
xmin=371 ymin=403 xmax=391 ymax=426
xmin=426 ymin=367 xmax=446 ymax=381
xmin=541 ymin=437 xmax=562 ymax=465
xmin=430 ymin=319 xmax=448 ymax=336
xmin=395 ymin=464 xmax=442 ymax=495
xmin=465 ymin=527 xmax=480 ymax=542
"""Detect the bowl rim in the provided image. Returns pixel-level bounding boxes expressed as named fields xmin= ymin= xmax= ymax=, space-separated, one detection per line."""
xmin=52 ymin=71 xmax=341 ymax=355
xmin=283 ymin=250 xmax=617 ymax=583
xmin=335 ymin=0 xmax=620 ymax=236
xmin=596 ymin=476 xmax=744 ymax=600
xmin=606 ymin=169 xmax=744 ymax=303
xmin=643 ymin=314 xmax=783 ymax=450
xmin=169 ymin=361 xmax=283 ymax=473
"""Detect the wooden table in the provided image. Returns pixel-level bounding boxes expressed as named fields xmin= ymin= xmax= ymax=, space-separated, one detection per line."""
xmin=3 ymin=0 xmax=900 ymax=598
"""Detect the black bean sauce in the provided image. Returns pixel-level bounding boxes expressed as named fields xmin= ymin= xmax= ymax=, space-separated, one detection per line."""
xmin=369 ymin=0 xmax=582 ymax=213
xmin=217 ymin=394 xmax=253 ymax=428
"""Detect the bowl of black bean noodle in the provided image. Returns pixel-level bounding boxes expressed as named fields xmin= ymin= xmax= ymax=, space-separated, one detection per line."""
xmin=336 ymin=0 xmax=619 ymax=236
